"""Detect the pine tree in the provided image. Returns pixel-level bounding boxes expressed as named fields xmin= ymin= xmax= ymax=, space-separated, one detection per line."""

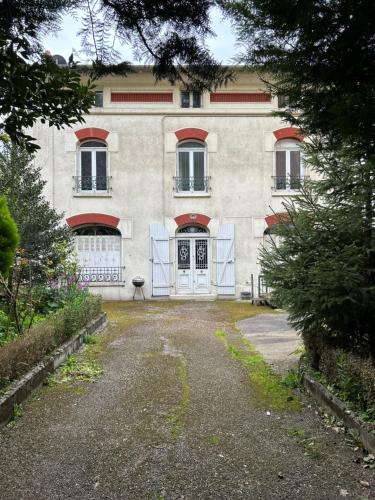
xmin=0 ymin=197 xmax=19 ymax=277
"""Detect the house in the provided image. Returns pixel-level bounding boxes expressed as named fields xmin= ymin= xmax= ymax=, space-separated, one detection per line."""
xmin=33 ymin=65 xmax=308 ymax=300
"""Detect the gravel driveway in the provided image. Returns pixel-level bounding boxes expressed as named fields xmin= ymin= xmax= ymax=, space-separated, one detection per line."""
xmin=0 ymin=301 xmax=373 ymax=499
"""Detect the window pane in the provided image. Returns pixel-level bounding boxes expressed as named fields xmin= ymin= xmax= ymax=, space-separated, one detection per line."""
xmin=178 ymin=240 xmax=190 ymax=269
xmin=81 ymin=140 xmax=106 ymax=148
xmin=96 ymin=151 xmax=107 ymax=190
xmin=181 ymin=91 xmax=190 ymax=108
xmin=81 ymin=151 xmax=92 ymax=190
xmin=192 ymin=92 xmax=201 ymax=108
xmin=275 ymin=151 xmax=286 ymax=189
xmin=290 ymin=151 xmax=300 ymax=177
xmin=178 ymin=151 xmax=190 ymax=191
xmin=95 ymin=91 xmax=103 ymax=107
xmin=193 ymin=151 xmax=205 ymax=191
xmin=177 ymin=141 xmax=204 ymax=149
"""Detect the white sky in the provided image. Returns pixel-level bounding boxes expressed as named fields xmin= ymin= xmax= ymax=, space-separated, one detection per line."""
xmin=42 ymin=7 xmax=239 ymax=64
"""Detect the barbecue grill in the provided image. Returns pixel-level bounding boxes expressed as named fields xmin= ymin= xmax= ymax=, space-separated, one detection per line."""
xmin=132 ymin=276 xmax=145 ymax=300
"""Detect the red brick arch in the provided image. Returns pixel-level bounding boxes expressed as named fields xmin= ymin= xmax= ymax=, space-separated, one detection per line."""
xmin=174 ymin=213 xmax=211 ymax=228
xmin=75 ymin=127 xmax=109 ymax=142
xmin=66 ymin=213 xmax=120 ymax=229
xmin=175 ymin=128 xmax=208 ymax=142
xmin=273 ymin=127 xmax=304 ymax=141
xmin=265 ymin=212 xmax=289 ymax=227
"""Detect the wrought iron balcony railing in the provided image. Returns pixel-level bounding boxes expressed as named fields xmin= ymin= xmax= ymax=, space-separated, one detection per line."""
xmin=78 ymin=267 xmax=123 ymax=284
xmin=73 ymin=176 xmax=111 ymax=193
xmin=272 ymin=175 xmax=309 ymax=191
xmin=175 ymin=176 xmax=210 ymax=193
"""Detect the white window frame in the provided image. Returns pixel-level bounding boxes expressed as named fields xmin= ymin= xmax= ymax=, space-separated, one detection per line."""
xmin=176 ymin=141 xmax=207 ymax=193
xmin=78 ymin=140 xmax=108 ymax=193
xmin=275 ymin=139 xmax=304 ymax=191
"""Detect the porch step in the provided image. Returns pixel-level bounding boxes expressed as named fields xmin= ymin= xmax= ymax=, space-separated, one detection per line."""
xmin=169 ymin=294 xmax=217 ymax=301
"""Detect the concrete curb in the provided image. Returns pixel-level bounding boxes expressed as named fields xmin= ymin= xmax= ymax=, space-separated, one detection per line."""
xmin=0 ymin=312 xmax=107 ymax=430
xmin=302 ymin=371 xmax=375 ymax=453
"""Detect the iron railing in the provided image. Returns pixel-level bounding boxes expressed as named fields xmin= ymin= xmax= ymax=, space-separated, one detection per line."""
xmin=175 ymin=176 xmax=210 ymax=193
xmin=78 ymin=267 xmax=123 ymax=284
xmin=73 ymin=176 xmax=111 ymax=193
xmin=272 ymin=175 xmax=309 ymax=190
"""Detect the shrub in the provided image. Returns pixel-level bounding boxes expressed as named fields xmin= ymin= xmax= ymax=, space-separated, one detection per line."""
xmin=0 ymin=290 xmax=101 ymax=390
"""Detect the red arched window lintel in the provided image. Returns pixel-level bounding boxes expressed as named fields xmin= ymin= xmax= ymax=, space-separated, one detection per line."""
xmin=75 ymin=128 xmax=109 ymax=142
xmin=175 ymin=128 xmax=208 ymax=142
xmin=273 ymin=127 xmax=304 ymax=141
xmin=66 ymin=213 xmax=120 ymax=229
xmin=174 ymin=213 xmax=211 ymax=227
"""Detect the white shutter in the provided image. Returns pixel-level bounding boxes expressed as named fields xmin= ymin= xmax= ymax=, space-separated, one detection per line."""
xmin=150 ymin=223 xmax=170 ymax=296
xmin=217 ymin=224 xmax=235 ymax=295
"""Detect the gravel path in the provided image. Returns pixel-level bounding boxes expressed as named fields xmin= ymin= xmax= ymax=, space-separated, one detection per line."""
xmin=0 ymin=301 xmax=373 ymax=500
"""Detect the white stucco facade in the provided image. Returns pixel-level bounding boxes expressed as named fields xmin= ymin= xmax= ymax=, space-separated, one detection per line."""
xmin=33 ymin=68 xmax=308 ymax=300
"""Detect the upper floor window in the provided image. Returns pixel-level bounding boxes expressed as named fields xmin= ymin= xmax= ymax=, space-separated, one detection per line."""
xmin=180 ymin=91 xmax=201 ymax=108
xmin=176 ymin=141 xmax=208 ymax=193
xmin=94 ymin=91 xmax=103 ymax=107
xmin=274 ymin=139 xmax=306 ymax=190
xmin=77 ymin=140 xmax=108 ymax=193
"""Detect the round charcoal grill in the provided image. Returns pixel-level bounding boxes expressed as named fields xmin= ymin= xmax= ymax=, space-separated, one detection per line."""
xmin=132 ymin=276 xmax=145 ymax=300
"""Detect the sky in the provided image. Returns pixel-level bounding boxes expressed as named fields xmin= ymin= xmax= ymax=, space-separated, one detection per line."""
xmin=42 ymin=7 xmax=239 ymax=64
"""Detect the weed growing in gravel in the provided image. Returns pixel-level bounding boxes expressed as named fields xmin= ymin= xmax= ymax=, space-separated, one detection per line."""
xmin=282 ymin=370 xmax=303 ymax=389
xmin=13 ymin=402 xmax=22 ymax=418
xmin=215 ymin=329 xmax=300 ymax=412
xmin=57 ymin=355 xmax=103 ymax=383
xmin=289 ymin=428 xmax=322 ymax=459
xmin=166 ymin=355 xmax=190 ymax=440
xmin=208 ymin=435 xmax=220 ymax=445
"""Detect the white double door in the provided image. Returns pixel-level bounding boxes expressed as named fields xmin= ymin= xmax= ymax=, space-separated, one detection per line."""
xmin=176 ymin=237 xmax=210 ymax=294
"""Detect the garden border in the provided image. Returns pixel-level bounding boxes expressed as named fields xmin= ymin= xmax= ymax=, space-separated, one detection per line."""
xmin=302 ymin=371 xmax=375 ymax=453
xmin=0 ymin=312 xmax=107 ymax=429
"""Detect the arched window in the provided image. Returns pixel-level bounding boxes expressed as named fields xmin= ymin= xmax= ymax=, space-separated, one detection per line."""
xmin=73 ymin=225 xmax=122 ymax=283
xmin=176 ymin=141 xmax=207 ymax=193
xmin=78 ymin=140 xmax=108 ymax=192
xmin=275 ymin=139 xmax=304 ymax=190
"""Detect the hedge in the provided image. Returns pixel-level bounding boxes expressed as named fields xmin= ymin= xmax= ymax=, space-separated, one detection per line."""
xmin=0 ymin=292 xmax=102 ymax=390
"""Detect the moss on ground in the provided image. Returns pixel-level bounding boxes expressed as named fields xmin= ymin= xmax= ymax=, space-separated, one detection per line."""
xmin=217 ymin=301 xmax=273 ymax=322
xmin=165 ymin=355 xmax=190 ymax=440
xmin=215 ymin=329 xmax=300 ymax=412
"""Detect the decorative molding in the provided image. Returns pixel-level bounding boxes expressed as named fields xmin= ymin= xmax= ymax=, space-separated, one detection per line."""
xmin=66 ymin=213 xmax=120 ymax=229
xmin=273 ymin=127 xmax=304 ymax=141
xmin=75 ymin=128 xmax=109 ymax=142
xmin=111 ymin=92 xmax=173 ymax=103
xmin=174 ymin=213 xmax=211 ymax=228
xmin=265 ymin=212 xmax=289 ymax=227
xmin=210 ymin=92 xmax=271 ymax=103
xmin=175 ymin=128 xmax=208 ymax=142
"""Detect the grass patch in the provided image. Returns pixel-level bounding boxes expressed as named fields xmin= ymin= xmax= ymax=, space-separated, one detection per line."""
xmin=289 ymin=428 xmax=322 ymax=459
xmin=218 ymin=301 xmax=273 ymax=322
xmin=215 ymin=329 xmax=300 ymax=412
xmin=282 ymin=370 xmax=303 ymax=389
xmin=208 ymin=435 xmax=220 ymax=445
xmin=166 ymin=355 xmax=190 ymax=440
xmin=51 ymin=354 xmax=103 ymax=384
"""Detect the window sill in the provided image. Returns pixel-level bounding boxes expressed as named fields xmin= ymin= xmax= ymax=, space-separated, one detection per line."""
xmin=73 ymin=192 xmax=112 ymax=198
xmin=174 ymin=192 xmax=211 ymax=198
xmin=271 ymin=190 xmax=301 ymax=197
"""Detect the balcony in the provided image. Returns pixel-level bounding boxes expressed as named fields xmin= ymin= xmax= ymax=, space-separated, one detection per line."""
xmin=73 ymin=176 xmax=112 ymax=194
xmin=272 ymin=175 xmax=309 ymax=191
xmin=174 ymin=176 xmax=210 ymax=194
